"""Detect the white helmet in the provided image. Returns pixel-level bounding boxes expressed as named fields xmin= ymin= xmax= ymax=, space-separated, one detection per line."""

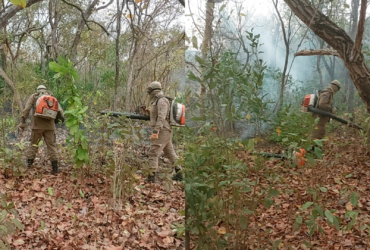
xmin=146 ymin=81 xmax=162 ymax=94
xmin=37 ymin=85 xmax=47 ymax=91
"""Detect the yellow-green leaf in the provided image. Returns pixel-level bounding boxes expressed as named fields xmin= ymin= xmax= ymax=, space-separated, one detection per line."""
xmin=9 ymin=0 xmax=27 ymax=8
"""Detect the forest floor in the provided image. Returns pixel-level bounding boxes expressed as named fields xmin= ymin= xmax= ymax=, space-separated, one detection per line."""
xmin=0 ymin=127 xmax=185 ymax=250
xmin=226 ymin=126 xmax=370 ymax=249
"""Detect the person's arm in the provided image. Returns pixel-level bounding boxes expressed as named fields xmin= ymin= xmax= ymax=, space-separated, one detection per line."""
xmin=21 ymin=94 xmax=36 ymax=122
xmin=151 ymin=98 xmax=169 ymax=139
xmin=317 ymin=90 xmax=332 ymax=112
xmin=154 ymin=98 xmax=169 ymax=131
xmin=56 ymin=103 xmax=65 ymax=123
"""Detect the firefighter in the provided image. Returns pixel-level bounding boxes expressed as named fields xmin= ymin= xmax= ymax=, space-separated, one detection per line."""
xmin=146 ymin=81 xmax=181 ymax=182
xmin=18 ymin=85 xmax=64 ymax=174
xmin=310 ymin=80 xmax=341 ymax=139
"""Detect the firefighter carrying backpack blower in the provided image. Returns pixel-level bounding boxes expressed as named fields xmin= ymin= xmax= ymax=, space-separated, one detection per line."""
xmin=18 ymin=85 xmax=65 ymax=174
xmin=301 ymin=80 xmax=341 ymax=139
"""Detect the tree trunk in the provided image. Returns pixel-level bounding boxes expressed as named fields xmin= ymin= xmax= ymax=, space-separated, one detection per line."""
xmin=200 ymin=1 xmax=215 ymax=113
xmin=0 ymin=66 xmax=23 ymax=112
xmin=316 ymin=39 xmax=324 ymax=89
xmin=0 ymin=43 xmax=6 ymax=70
xmin=124 ymin=42 xmax=138 ymax=112
xmin=285 ymin=0 xmax=370 ymax=114
xmin=114 ymin=0 xmax=122 ymax=111
xmin=69 ymin=0 xmax=100 ymax=64
xmin=49 ymin=0 xmax=60 ymax=61
xmin=272 ymin=1 xmax=292 ymax=112
xmin=346 ymin=0 xmax=360 ymax=117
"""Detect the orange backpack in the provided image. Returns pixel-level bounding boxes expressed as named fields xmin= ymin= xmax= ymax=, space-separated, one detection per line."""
xmin=34 ymin=95 xmax=59 ymax=120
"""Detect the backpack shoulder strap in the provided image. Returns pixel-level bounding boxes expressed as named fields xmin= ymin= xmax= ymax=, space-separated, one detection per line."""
xmin=155 ymin=95 xmax=172 ymax=105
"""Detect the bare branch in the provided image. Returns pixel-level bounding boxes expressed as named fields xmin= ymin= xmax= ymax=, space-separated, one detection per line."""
xmin=295 ymin=48 xmax=341 ymax=57
xmin=185 ymin=60 xmax=201 ymax=74
xmin=353 ymin=0 xmax=367 ymax=52
xmin=95 ymin=0 xmax=114 ymax=11
xmin=61 ymin=0 xmax=110 ymax=36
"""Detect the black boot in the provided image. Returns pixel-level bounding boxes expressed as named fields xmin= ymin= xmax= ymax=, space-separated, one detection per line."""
xmin=146 ymin=172 xmax=156 ymax=183
xmin=172 ymin=167 xmax=183 ymax=181
xmin=51 ymin=161 xmax=59 ymax=174
xmin=27 ymin=159 xmax=34 ymax=168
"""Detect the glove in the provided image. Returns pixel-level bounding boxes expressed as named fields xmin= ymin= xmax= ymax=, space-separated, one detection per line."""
xmin=18 ymin=123 xmax=26 ymax=131
xmin=150 ymin=130 xmax=159 ymax=140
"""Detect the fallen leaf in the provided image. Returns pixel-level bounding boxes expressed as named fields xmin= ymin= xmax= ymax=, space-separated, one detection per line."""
xmin=218 ymin=227 xmax=226 ymax=234
xmin=345 ymin=202 xmax=353 ymax=211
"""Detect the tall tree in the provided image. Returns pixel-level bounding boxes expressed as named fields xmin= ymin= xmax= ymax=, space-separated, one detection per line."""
xmin=286 ymin=0 xmax=370 ymax=114
xmin=200 ymin=1 xmax=215 ymax=113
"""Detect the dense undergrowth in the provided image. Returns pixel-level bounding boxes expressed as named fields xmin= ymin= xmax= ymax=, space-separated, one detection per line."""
xmin=186 ymin=106 xmax=370 ymax=249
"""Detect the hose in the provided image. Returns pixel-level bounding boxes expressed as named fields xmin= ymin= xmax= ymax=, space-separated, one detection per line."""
xmin=307 ymin=106 xmax=362 ymax=130
xmin=100 ymin=111 xmax=150 ymax=121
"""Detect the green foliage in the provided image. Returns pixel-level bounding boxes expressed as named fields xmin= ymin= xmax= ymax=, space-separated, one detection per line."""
xmin=270 ymin=104 xmax=314 ymax=146
xmin=49 ymin=56 xmax=89 ymax=168
xmin=0 ymin=194 xmax=24 ymax=249
xmin=188 ymin=32 xmax=272 ymax=137
xmin=185 ymin=125 xmax=280 ymax=249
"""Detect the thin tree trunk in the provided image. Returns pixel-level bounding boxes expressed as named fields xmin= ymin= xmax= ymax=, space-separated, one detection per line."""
xmin=69 ymin=0 xmax=100 ymax=64
xmin=114 ymin=0 xmax=122 ymax=111
xmin=346 ymin=0 xmax=360 ymax=117
xmin=0 ymin=66 xmax=23 ymax=112
xmin=200 ymin=1 xmax=214 ymax=113
xmin=317 ymin=39 xmax=325 ymax=89
xmin=124 ymin=42 xmax=137 ymax=111
xmin=49 ymin=0 xmax=60 ymax=61
xmin=272 ymin=0 xmax=291 ymax=112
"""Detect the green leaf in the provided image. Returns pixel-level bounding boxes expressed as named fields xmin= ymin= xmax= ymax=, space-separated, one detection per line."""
xmin=194 ymin=55 xmax=204 ymax=65
xmin=79 ymin=189 xmax=84 ymax=198
xmin=350 ymin=192 xmax=358 ymax=206
xmin=240 ymin=187 xmax=252 ymax=193
xmin=239 ymin=215 xmax=247 ymax=229
xmin=38 ymin=221 xmax=45 ymax=231
xmin=9 ymin=0 xmax=27 ymax=8
xmin=0 ymin=210 xmax=7 ymax=222
xmin=220 ymin=4 xmax=226 ymax=11
xmin=319 ymin=187 xmax=327 ymax=192
xmin=192 ymin=36 xmax=198 ymax=49
xmin=333 ymin=216 xmax=340 ymax=230
xmin=78 ymin=106 xmax=88 ymax=114
xmin=267 ymin=188 xmax=280 ymax=198
xmin=301 ymin=202 xmax=313 ymax=210
xmin=0 ymin=225 xmax=7 ymax=236
xmin=264 ymin=198 xmax=273 ymax=208
xmin=313 ymin=140 xmax=323 ymax=147
xmin=11 ymin=218 xmax=24 ymax=231
xmin=272 ymin=239 xmax=281 ymax=250
xmin=47 ymin=187 xmax=53 ymax=196
xmin=218 ymin=181 xmax=228 ymax=187
xmin=325 ymin=210 xmax=334 ymax=223
xmin=314 ymin=147 xmax=322 ymax=158
xmin=314 ymin=203 xmax=324 ymax=217
xmin=295 ymin=215 xmax=303 ymax=224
